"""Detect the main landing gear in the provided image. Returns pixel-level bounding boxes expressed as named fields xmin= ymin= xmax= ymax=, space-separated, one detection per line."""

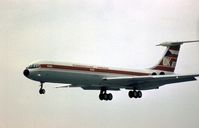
xmin=128 ymin=90 xmax=142 ymax=98
xmin=99 ymin=88 xmax=113 ymax=101
xmin=98 ymin=88 xmax=142 ymax=101
xmin=39 ymin=82 xmax=46 ymax=94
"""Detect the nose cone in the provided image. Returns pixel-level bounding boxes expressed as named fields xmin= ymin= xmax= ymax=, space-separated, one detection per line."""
xmin=23 ymin=69 xmax=30 ymax=77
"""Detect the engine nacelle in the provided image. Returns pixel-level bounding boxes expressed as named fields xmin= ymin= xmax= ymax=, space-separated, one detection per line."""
xmin=159 ymin=72 xmax=165 ymax=75
xmin=151 ymin=72 xmax=157 ymax=75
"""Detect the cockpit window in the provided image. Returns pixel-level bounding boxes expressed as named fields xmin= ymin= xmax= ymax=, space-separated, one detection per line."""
xmin=27 ymin=64 xmax=40 ymax=69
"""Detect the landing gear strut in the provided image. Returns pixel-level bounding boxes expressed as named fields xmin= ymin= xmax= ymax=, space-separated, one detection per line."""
xmin=39 ymin=82 xmax=46 ymax=94
xmin=99 ymin=88 xmax=113 ymax=101
xmin=128 ymin=90 xmax=142 ymax=98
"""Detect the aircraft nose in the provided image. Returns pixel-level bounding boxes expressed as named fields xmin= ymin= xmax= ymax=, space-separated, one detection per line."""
xmin=23 ymin=69 xmax=30 ymax=77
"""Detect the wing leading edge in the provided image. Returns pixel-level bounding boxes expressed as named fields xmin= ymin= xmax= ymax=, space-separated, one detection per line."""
xmin=102 ymin=74 xmax=199 ymax=90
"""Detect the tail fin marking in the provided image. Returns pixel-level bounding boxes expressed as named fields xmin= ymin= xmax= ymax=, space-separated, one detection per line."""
xmin=152 ymin=40 xmax=199 ymax=72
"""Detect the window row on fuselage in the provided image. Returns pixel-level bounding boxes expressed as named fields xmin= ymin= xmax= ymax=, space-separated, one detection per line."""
xmin=27 ymin=64 xmax=40 ymax=69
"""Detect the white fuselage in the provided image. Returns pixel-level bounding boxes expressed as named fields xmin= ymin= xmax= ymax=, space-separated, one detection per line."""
xmin=23 ymin=41 xmax=199 ymax=100
xmin=24 ymin=61 xmax=158 ymax=89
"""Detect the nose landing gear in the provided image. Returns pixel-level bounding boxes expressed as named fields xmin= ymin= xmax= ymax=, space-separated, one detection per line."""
xmin=39 ymin=82 xmax=46 ymax=94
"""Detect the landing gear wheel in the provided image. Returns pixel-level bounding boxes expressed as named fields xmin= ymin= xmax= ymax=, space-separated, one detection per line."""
xmin=99 ymin=94 xmax=104 ymax=100
xmin=108 ymin=93 xmax=113 ymax=101
xmin=99 ymin=88 xmax=113 ymax=101
xmin=128 ymin=90 xmax=142 ymax=99
xmin=132 ymin=90 xmax=138 ymax=98
xmin=103 ymin=93 xmax=108 ymax=101
xmin=39 ymin=88 xmax=45 ymax=94
xmin=128 ymin=91 xmax=133 ymax=98
xmin=137 ymin=91 xmax=142 ymax=98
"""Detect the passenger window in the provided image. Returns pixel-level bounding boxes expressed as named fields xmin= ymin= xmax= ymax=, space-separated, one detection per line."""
xmin=28 ymin=64 xmax=40 ymax=69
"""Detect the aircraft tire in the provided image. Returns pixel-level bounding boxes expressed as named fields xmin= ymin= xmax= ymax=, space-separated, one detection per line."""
xmin=137 ymin=91 xmax=142 ymax=98
xmin=99 ymin=93 xmax=104 ymax=100
xmin=39 ymin=89 xmax=45 ymax=94
xmin=108 ymin=93 xmax=113 ymax=100
xmin=103 ymin=94 xmax=109 ymax=101
xmin=128 ymin=91 xmax=133 ymax=98
xmin=132 ymin=90 xmax=137 ymax=98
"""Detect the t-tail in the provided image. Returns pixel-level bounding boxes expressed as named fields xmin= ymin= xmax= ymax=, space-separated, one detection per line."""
xmin=151 ymin=40 xmax=199 ymax=73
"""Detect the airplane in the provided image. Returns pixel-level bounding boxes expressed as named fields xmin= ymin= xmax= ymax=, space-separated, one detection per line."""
xmin=23 ymin=40 xmax=199 ymax=101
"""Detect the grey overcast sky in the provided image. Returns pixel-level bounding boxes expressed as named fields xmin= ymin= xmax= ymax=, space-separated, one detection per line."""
xmin=1 ymin=0 xmax=199 ymax=128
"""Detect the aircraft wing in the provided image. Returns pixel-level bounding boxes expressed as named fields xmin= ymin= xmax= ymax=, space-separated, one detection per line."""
xmin=102 ymin=74 xmax=199 ymax=90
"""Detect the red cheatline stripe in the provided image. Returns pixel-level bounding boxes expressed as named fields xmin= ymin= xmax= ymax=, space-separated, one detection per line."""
xmin=40 ymin=64 xmax=150 ymax=76
xmin=153 ymin=65 xmax=175 ymax=72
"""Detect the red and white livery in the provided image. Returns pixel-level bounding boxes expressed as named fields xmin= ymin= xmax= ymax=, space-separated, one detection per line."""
xmin=23 ymin=40 xmax=199 ymax=101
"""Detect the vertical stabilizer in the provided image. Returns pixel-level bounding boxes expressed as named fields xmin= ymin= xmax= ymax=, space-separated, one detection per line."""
xmin=152 ymin=40 xmax=199 ymax=73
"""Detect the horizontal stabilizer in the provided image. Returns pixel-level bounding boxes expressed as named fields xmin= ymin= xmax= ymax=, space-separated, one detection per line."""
xmin=157 ymin=40 xmax=199 ymax=47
